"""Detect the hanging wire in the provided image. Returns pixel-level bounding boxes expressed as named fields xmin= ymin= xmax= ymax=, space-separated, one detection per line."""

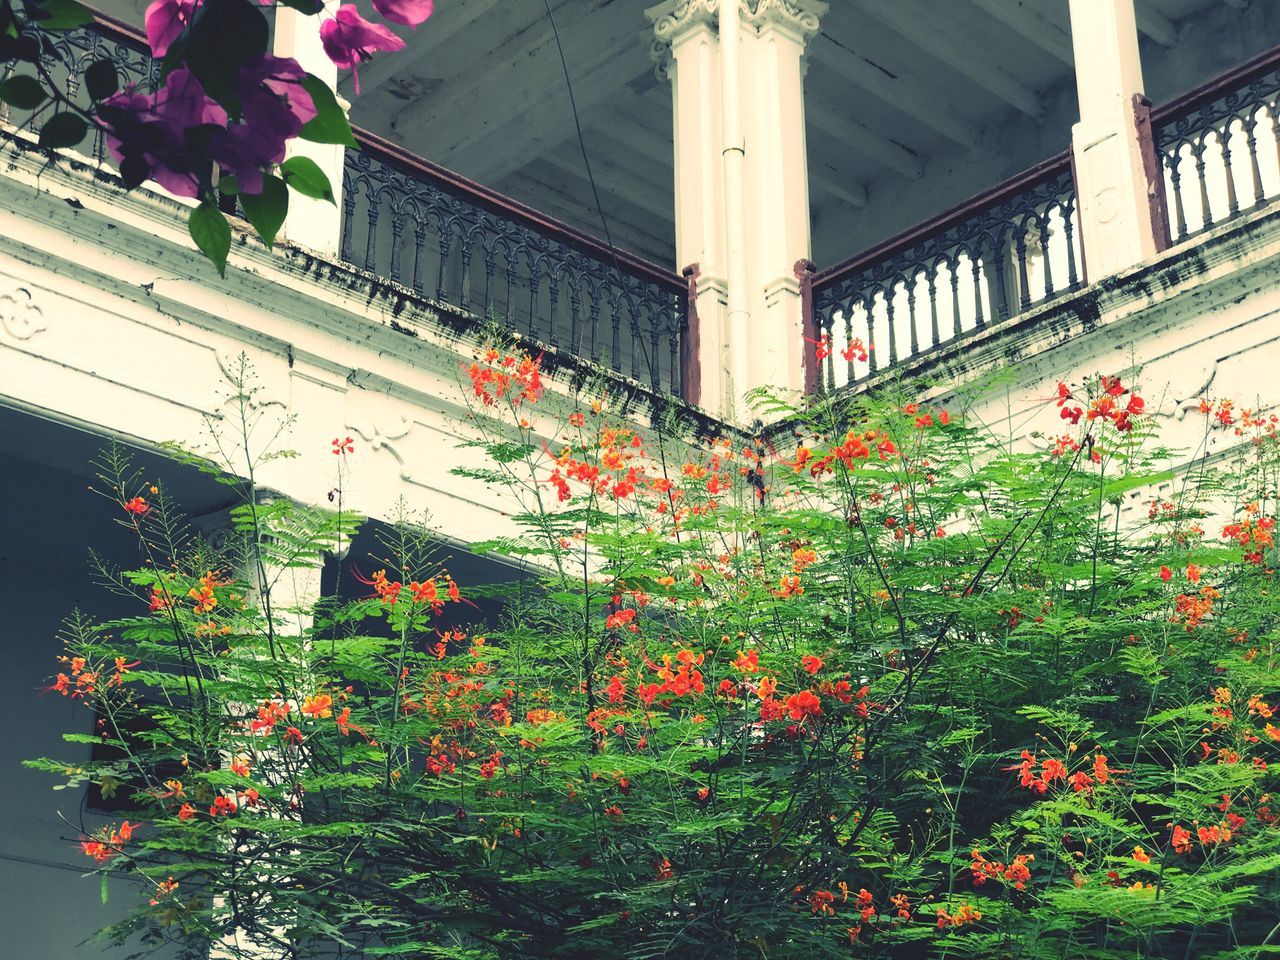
xmin=541 ymin=0 xmax=662 ymax=393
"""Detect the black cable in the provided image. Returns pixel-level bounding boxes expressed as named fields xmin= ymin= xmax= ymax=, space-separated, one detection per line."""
xmin=541 ymin=0 xmax=661 ymax=392
xmin=541 ymin=0 xmax=619 ymax=263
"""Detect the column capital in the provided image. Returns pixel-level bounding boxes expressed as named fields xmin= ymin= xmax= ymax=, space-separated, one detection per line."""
xmin=746 ymin=0 xmax=826 ymax=43
xmin=646 ymin=0 xmax=719 ymax=76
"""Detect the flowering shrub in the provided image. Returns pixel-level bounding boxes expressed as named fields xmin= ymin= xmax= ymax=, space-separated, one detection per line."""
xmin=30 ymin=356 xmax=1280 ymax=958
xmin=0 ymin=0 xmax=432 ymax=272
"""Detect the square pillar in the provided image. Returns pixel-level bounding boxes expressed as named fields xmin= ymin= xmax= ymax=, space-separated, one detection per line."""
xmin=648 ymin=0 xmax=826 ymax=422
xmin=1068 ymin=0 xmax=1168 ymax=279
xmin=274 ymin=2 xmax=345 ymax=258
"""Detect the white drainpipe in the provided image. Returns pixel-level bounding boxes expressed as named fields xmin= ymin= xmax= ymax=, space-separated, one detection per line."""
xmin=718 ymin=0 xmax=750 ymax=411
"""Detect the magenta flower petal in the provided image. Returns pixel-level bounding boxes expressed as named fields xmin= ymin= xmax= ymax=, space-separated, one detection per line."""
xmin=144 ymin=0 xmax=195 ymax=58
xmin=237 ymin=54 xmax=318 ymax=129
xmin=320 ymin=5 xmax=405 ymax=93
xmin=371 ymin=0 xmax=432 ymax=29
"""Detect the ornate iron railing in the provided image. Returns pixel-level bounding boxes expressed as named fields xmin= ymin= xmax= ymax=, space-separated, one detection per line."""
xmin=808 ymin=155 xmax=1082 ymax=393
xmin=1154 ymin=47 xmax=1280 ymax=245
xmin=1 ymin=15 xmax=689 ymax=400
xmin=341 ymin=132 xmax=688 ymax=397
xmin=0 ymin=15 xmax=156 ymax=164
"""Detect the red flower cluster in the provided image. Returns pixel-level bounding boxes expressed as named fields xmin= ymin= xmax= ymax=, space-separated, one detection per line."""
xmin=1223 ymin=503 xmax=1274 ymax=565
xmin=970 ymin=849 xmax=1034 ymax=889
xmin=466 ymin=349 xmax=545 ymax=408
xmin=810 ymin=335 xmax=869 ymax=364
xmin=80 ymin=821 xmax=137 ymax=863
xmin=123 ymin=496 xmax=151 ymax=516
xmin=1056 ymin=376 xmax=1145 ymax=432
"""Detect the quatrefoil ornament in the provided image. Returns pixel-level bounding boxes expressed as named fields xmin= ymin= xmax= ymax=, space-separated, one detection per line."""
xmin=0 ymin=286 xmax=47 ymax=340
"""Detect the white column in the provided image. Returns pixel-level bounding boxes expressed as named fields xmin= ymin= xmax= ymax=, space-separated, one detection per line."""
xmin=742 ymin=0 xmax=821 ymax=401
xmin=274 ymin=2 xmax=344 ymax=257
xmin=650 ymin=0 xmax=728 ymax=411
xmin=1068 ymin=0 xmax=1167 ymax=279
xmin=648 ymin=0 xmax=825 ymax=421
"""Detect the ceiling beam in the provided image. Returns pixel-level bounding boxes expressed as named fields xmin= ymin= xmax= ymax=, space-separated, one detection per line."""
xmin=807 ymin=35 xmax=983 ymax=149
xmin=1135 ymin=1 xmax=1179 ymax=48
xmin=447 ymin=44 xmax=653 ymax=184
xmin=587 ymin=117 xmax=673 ymax=172
xmin=389 ymin=0 xmax=647 ymax=162
xmin=810 ymin=166 xmax=868 ymax=209
xmin=500 ymin=165 xmax=673 ymax=264
xmin=343 ymin=0 xmax=508 ymax=100
xmin=966 ymin=0 xmax=1073 ymax=66
xmin=855 ymin=0 xmax=1042 ymax=116
xmin=805 ymin=99 xmax=925 ymax=180
xmin=542 ymin=145 xmax=674 ymax=222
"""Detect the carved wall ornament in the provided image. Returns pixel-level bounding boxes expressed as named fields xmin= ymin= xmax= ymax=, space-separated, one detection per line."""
xmin=0 ymin=285 xmax=47 ymax=340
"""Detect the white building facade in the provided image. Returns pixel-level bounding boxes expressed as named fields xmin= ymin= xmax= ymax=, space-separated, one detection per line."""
xmin=2 ymin=0 xmax=1280 ymax=954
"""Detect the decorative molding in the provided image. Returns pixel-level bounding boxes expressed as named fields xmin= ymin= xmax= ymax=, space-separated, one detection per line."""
xmin=0 ymin=284 xmax=47 ymax=340
xmin=347 ymin=410 xmax=416 ymax=483
xmin=746 ymin=0 xmax=826 ymax=42
xmin=647 ymin=0 xmax=826 ymax=78
xmin=646 ymin=0 xmax=719 ymax=77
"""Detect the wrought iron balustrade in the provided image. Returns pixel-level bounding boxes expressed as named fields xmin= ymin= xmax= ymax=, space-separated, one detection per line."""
xmin=1154 ymin=47 xmax=1280 ymax=245
xmin=0 ymin=16 xmax=690 ymax=401
xmin=0 ymin=16 xmax=156 ymax=164
xmin=341 ymin=132 xmax=688 ymax=398
xmin=808 ymin=156 xmax=1082 ymax=394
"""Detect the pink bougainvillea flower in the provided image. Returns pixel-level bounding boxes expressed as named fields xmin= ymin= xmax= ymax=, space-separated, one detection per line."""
xmin=201 ymin=55 xmax=320 ymax=196
xmin=100 ymin=68 xmax=228 ymax=198
xmin=238 ymin=54 xmax=318 ymax=130
xmin=320 ymin=5 xmax=405 ymax=93
xmin=372 ymin=0 xmax=433 ymax=28
xmin=144 ymin=0 xmax=195 ymax=58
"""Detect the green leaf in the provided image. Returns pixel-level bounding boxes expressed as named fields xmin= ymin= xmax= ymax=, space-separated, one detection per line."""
xmin=298 ymin=75 xmax=357 ymax=148
xmin=84 ymin=58 xmax=119 ymax=102
xmin=38 ymin=112 xmax=87 ymax=149
xmin=189 ymin=199 xmax=231 ymax=277
xmin=276 ymin=0 xmax=323 ymax=11
xmin=279 ymin=155 xmax=334 ymax=203
xmin=182 ymin=0 xmax=269 ymax=110
xmin=218 ymin=175 xmax=240 ymax=196
xmin=29 ymin=0 xmax=94 ymax=30
xmin=0 ymin=74 xmax=46 ymax=110
xmin=100 ymin=872 xmax=109 ymax=905
xmin=240 ymin=174 xmax=288 ymax=250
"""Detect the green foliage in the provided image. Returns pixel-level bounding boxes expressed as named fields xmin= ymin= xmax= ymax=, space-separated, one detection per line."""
xmin=30 ymin=356 xmax=1280 ymax=959
xmin=188 ymin=198 xmax=230 ymax=277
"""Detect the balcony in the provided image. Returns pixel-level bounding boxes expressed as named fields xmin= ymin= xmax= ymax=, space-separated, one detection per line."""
xmin=1 ymin=3 xmax=1278 ymax=414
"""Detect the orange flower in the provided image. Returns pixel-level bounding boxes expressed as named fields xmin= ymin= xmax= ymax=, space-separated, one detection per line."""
xmin=335 ymin=707 xmax=367 ymax=739
xmin=733 ymin=649 xmax=759 ymax=674
xmin=149 ymin=878 xmax=179 ymax=906
xmin=1171 ymin=824 xmax=1192 ymax=854
xmin=783 ymin=690 xmax=822 ymax=721
xmin=177 ymin=803 xmax=196 ymax=821
xmin=800 ymin=654 xmax=824 ymax=675
xmin=1041 ymin=758 xmax=1067 ymax=783
xmin=229 ymin=755 xmax=251 ymax=777
xmin=301 ymin=694 xmax=333 ymax=719
xmin=1132 ymin=846 xmax=1150 ymax=863
xmin=123 ymin=496 xmax=150 ymax=516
